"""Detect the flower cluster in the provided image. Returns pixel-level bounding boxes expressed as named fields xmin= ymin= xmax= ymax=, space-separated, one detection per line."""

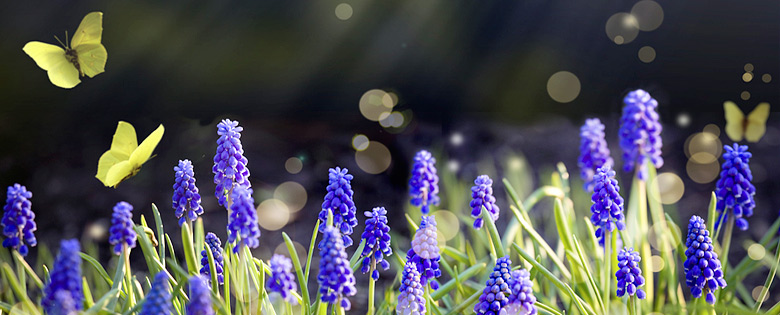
xmin=187 ymin=275 xmax=214 ymax=315
xmin=200 ymin=232 xmax=224 ymax=285
xmin=684 ymin=216 xmax=727 ymax=305
xmin=213 ymin=119 xmax=251 ymax=208
xmin=227 ymin=186 xmax=260 ymax=253
xmin=618 ymin=89 xmax=663 ymax=180
xmin=715 ymin=144 xmax=756 ymax=230
xmin=474 ymin=257 xmax=513 ymax=315
xmin=578 ymin=118 xmax=613 ymax=191
xmin=51 ymin=290 xmax=78 ymax=315
xmin=470 ymin=175 xmax=499 ymax=229
xmin=317 ymin=225 xmax=357 ymax=310
xmin=616 ymin=247 xmax=646 ymax=299
xmin=360 ymin=207 xmax=393 ymax=280
xmin=1 ymin=184 xmax=36 ymax=256
xmin=108 ymin=201 xmax=136 ymax=255
xmin=506 ymin=268 xmax=537 ymax=315
xmin=42 ymin=239 xmax=83 ymax=314
xmin=409 ymin=150 xmax=440 ymax=214
xmin=397 ymin=260 xmax=426 ymax=315
xmin=589 ymin=166 xmax=625 ymax=246
xmin=140 ymin=272 xmax=173 ymax=315
xmin=268 ymin=254 xmax=298 ymax=304
xmin=406 ymin=215 xmax=441 ymax=289
xmin=318 ymin=167 xmax=358 ymax=247
xmin=172 ymin=159 xmax=204 ymax=226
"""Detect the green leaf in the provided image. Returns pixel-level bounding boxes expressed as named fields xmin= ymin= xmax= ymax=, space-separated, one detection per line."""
xmin=283 ymin=232 xmax=310 ymax=315
xmin=482 ymin=205 xmax=506 ymax=257
xmin=508 ymin=205 xmax=571 ymax=280
xmin=151 ymin=203 xmax=166 ymax=269
xmin=431 ymin=261 xmax=487 ymax=300
xmin=83 ymin=288 xmax=120 ymax=315
xmin=181 ymin=221 xmax=199 ymax=275
xmin=1 ymin=263 xmax=39 ymax=314
xmin=12 ymin=251 xmax=43 ymax=289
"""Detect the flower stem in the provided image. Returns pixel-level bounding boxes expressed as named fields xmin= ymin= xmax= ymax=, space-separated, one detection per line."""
xmin=717 ymin=214 xmax=735 ymax=303
xmin=603 ymin=231 xmax=611 ymax=315
xmin=628 ymin=295 xmax=636 ymax=315
xmin=367 ymin=265 xmax=376 ymax=315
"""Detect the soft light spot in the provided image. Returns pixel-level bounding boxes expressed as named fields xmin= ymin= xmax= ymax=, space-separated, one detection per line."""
xmin=676 ymin=112 xmax=690 ymax=127
xmin=378 ymin=112 xmax=394 ymax=128
xmin=741 ymin=91 xmax=751 ymax=101
xmin=748 ymin=243 xmax=766 ymax=261
xmin=508 ymin=157 xmax=523 ymax=171
xmin=547 ymin=71 xmax=581 ymax=103
xmin=686 ymin=159 xmax=719 ymax=184
xmin=352 ymin=134 xmax=369 ymax=151
xmin=274 ymin=241 xmax=307 ymax=265
xmin=273 ymin=181 xmax=307 ymax=213
xmin=650 ymin=255 xmax=665 ymax=272
xmin=86 ymin=220 xmax=109 ymax=241
xmin=762 ymin=74 xmax=772 ymax=83
xmin=335 ymin=3 xmax=353 ymax=20
xmin=390 ymin=112 xmax=404 ymax=128
xmin=647 ymin=222 xmax=679 ymax=253
xmin=685 ymin=132 xmax=722 ymax=162
xmin=432 ymin=210 xmax=460 ymax=241
xmin=752 ymin=286 xmax=768 ymax=302
xmin=743 ymin=72 xmax=754 ymax=83
xmin=606 ymin=13 xmax=639 ymax=45
xmin=638 ymin=46 xmax=656 ymax=63
xmin=447 ymin=160 xmax=460 ymax=172
xmin=256 ymin=199 xmax=290 ymax=231
xmin=359 ymin=89 xmax=392 ymax=121
xmin=631 ymin=1 xmax=664 ymax=31
xmin=382 ymin=92 xmax=398 ymax=108
xmin=649 ymin=173 xmax=684 ymax=205
xmin=284 ymin=157 xmax=303 ymax=174
xmin=450 ymin=132 xmax=464 ymax=146
xmin=745 ymin=63 xmax=754 ymax=72
xmin=355 ymin=141 xmax=391 ymax=174
xmin=703 ymin=124 xmax=720 ymax=137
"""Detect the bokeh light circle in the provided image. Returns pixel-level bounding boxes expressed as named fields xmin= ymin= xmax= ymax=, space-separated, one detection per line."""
xmin=355 ymin=141 xmax=392 ymax=174
xmin=285 ymin=157 xmax=303 ymax=174
xmin=685 ymin=132 xmax=722 ymax=162
xmin=762 ymin=74 xmax=772 ymax=83
xmin=431 ymin=210 xmax=460 ymax=241
xmin=686 ymin=159 xmax=720 ymax=184
xmin=256 ymin=199 xmax=290 ymax=231
xmin=605 ymin=13 xmax=640 ymax=45
xmin=631 ymin=1 xmax=664 ymax=31
xmin=273 ymin=181 xmax=308 ymax=213
xmin=649 ymin=172 xmax=684 ymax=205
xmin=638 ymin=46 xmax=656 ymax=63
xmin=352 ymin=134 xmax=369 ymax=151
xmin=703 ymin=124 xmax=721 ymax=137
xmin=547 ymin=71 xmax=581 ymax=103
xmin=359 ymin=89 xmax=391 ymax=121
xmin=745 ymin=63 xmax=754 ymax=72
xmin=650 ymin=255 xmax=665 ymax=272
xmin=748 ymin=243 xmax=766 ymax=261
xmin=335 ymin=3 xmax=353 ymax=20
xmin=741 ymin=91 xmax=751 ymax=101
xmin=753 ymin=286 xmax=769 ymax=302
xmin=743 ymin=72 xmax=754 ymax=82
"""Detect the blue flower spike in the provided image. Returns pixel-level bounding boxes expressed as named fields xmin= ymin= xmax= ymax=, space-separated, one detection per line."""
xmin=618 ymin=89 xmax=663 ymax=180
xmin=470 ymin=175 xmax=499 ymax=230
xmin=200 ymin=232 xmax=224 ymax=285
xmin=397 ymin=260 xmax=426 ymax=315
xmin=318 ymin=167 xmax=359 ymax=247
xmin=474 ymin=256 xmax=513 ymax=315
xmin=684 ymin=216 xmax=727 ymax=305
xmin=42 ymin=239 xmax=83 ymax=314
xmin=360 ymin=207 xmax=393 ymax=280
xmin=589 ymin=165 xmax=626 ymax=246
xmin=227 ymin=186 xmax=260 ymax=254
xmin=173 ymin=159 xmax=204 ymax=226
xmin=506 ymin=268 xmax=537 ymax=315
xmin=108 ymin=201 xmax=137 ymax=255
xmin=213 ymin=119 xmax=251 ymax=208
xmin=409 ymin=150 xmax=440 ymax=215
xmin=406 ymin=215 xmax=442 ymax=290
xmin=1 ymin=184 xmax=36 ymax=256
xmin=187 ymin=274 xmax=215 ymax=315
xmin=317 ymin=225 xmax=357 ymax=310
xmin=268 ymin=254 xmax=298 ymax=304
xmin=715 ymin=143 xmax=756 ymax=231
xmin=578 ymin=118 xmax=614 ymax=192
xmin=140 ymin=272 xmax=173 ymax=315
xmin=616 ymin=247 xmax=646 ymax=299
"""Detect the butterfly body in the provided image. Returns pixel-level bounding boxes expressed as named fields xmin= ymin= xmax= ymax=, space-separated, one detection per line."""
xmin=96 ymin=122 xmax=165 ymax=188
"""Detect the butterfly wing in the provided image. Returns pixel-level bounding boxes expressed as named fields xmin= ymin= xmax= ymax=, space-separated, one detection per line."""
xmin=745 ymin=102 xmax=770 ymax=142
xmin=70 ymin=12 xmax=103 ymax=47
xmin=724 ymin=101 xmax=745 ymax=142
xmin=104 ymin=160 xmax=135 ymax=188
xmin=22 ymin=41 xmax=80 ymax=88
xmin=96 ymin=122 xmax=138 ymax=187
xmin=76 ymin=43 xmax=107 ymax=78
xmin=128 ymin=124 xmax=165 ymax=172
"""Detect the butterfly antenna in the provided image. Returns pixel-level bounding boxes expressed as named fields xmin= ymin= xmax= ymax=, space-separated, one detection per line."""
xmin=53 ymin=34 xmax=66 ymax=48
xmin=65 ymin=30 xmax=69 ymax=47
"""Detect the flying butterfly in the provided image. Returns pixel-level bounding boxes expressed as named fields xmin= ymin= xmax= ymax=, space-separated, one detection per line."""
xmin=23 ymin=12 xmax=107 ymax=89
xmin=96 ymin=122 xmax=164 ymax=188
xmin=724 ymin=101 xmax=770 ymax=142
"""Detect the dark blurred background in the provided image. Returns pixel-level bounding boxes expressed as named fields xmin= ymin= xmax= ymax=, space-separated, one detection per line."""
xmin=1 ymin=0 xmax=779 ymax=310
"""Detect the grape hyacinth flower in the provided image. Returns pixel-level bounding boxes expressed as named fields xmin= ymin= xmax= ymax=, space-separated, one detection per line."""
xmin=140 ymin=272 xmax=173 ymax=315
xmin=474 ymin=256 xmax=513 ymax=315
xmin=173 ymin=159 xmax=204 ymax=226
xmin=200 ymin=232 xmax=224 ymax=285
xmin=578 ymin=118 xmax=614 ymax=192
xmin=268 ymin=254 xmax=297 ymax=304
xmin=615 ymin=247 xmax=646 ymax=299
xmin=470 ymin=175 xmax=499 ymax=230
xmin=227 ymin=186 xmax=260 ymax=253
xmin=360 ymin=207 xmax=393 ymax=280
xmin=396 ymin=260 xmax=426 ymax=315
xmin=318 ymin=167 xmax=358 ymax=247
xmin=618 ymin=89 xmax=663 ymax=180
xmin=406 ymin=215 xmax=442 ymax=289
xmin=589 ymin=166 xmax=625 ymax=246
xmin=409 ymin=150 xmax=440 ymax=215
xmin=684 ymin=216 xmax=727 ymax=305
xmin=187 ymin=275 xmax=214 ymax=315
xmin=317 ymin=225 xmax=357 ymax=310
xmin=213 ymin=119 xmax=250 ymax=208
xmin=715 ymin=144 xmax=756 ymax=230
xmin=506 ymin=269 xmax=537 ymax=315
xmin=109 ymin=201 xmax=137 ymax=255
xmin=1 ymin=184 xmax=36 ymax=256
xmin=42 ymin=239 xmax=83 ymax=313
xmin=50 ymin=290 xmax=78 ymax=315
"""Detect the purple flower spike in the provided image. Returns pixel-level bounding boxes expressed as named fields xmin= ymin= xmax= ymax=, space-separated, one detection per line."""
xmin=578 ymin=118 xmax=614 ymax=192
xmin=360 ymin=207 xmax=393 ymax=280
xmin=42 ymin=239 xmax=83 ymax=313
xmin=187 ymin=275 xmax=214 ymax=315
xmin=317 ymin=226 xmax=357 ymax=310
xmin=173 ymin=159 xmax=204 ymax=226
xmin=200 ymin=232 xmax=224 ymax=285
xmin=406 ymin=215 xmax=442 ymax=289
xmin=1 ymin=184 xmax=36 ymax=256
xmin=409 ymin=150 xmax=440 ymax=215
xmin=213 ymin=119 xmax=251 ymax=208
xmin=470 ymin=175 xmax=499 ymax=230
xmin=589 ymin=165 xmax=625 ymax=246
xmin=684 ymin=216 xmax=727 ymax=305
xmin=616 ymin=247 xmax=646 ymax=299
xmin=140 ymin=272 xmax=173 ymax=315
xmin=227 ymin=186 xmax=260 ymax=253
xmin=397 ymin=260 xmax=426 ymax=315
xmin=268 ymin=254 xmax=298 ymax=304
xmin=506 ymin=268 xmax=537 ymax=315
xmin=715 ymin=144 xmax=756 ymax=231
xmin=618 ymin=89 xmax=663 ymax=180
xmin=109 ymin=201 xmax=136 ymax=255
xmin=318 ymin=167 xmax=358 ymax=247
xmin=474 ymin=257 xmax=513 ymax=315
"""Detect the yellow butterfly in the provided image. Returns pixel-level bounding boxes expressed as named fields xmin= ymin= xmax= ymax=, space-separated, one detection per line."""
xmin=96 ymin=122 xmax=165 ymax=188
xmin=23 ymin=12 xmax=107 ymax=89
xmin=724 ymin=101 xmax=770 ymax=142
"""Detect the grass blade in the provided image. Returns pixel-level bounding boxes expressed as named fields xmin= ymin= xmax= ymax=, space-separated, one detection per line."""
xmin=283 ymin=232 xmax=311 ymax=315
